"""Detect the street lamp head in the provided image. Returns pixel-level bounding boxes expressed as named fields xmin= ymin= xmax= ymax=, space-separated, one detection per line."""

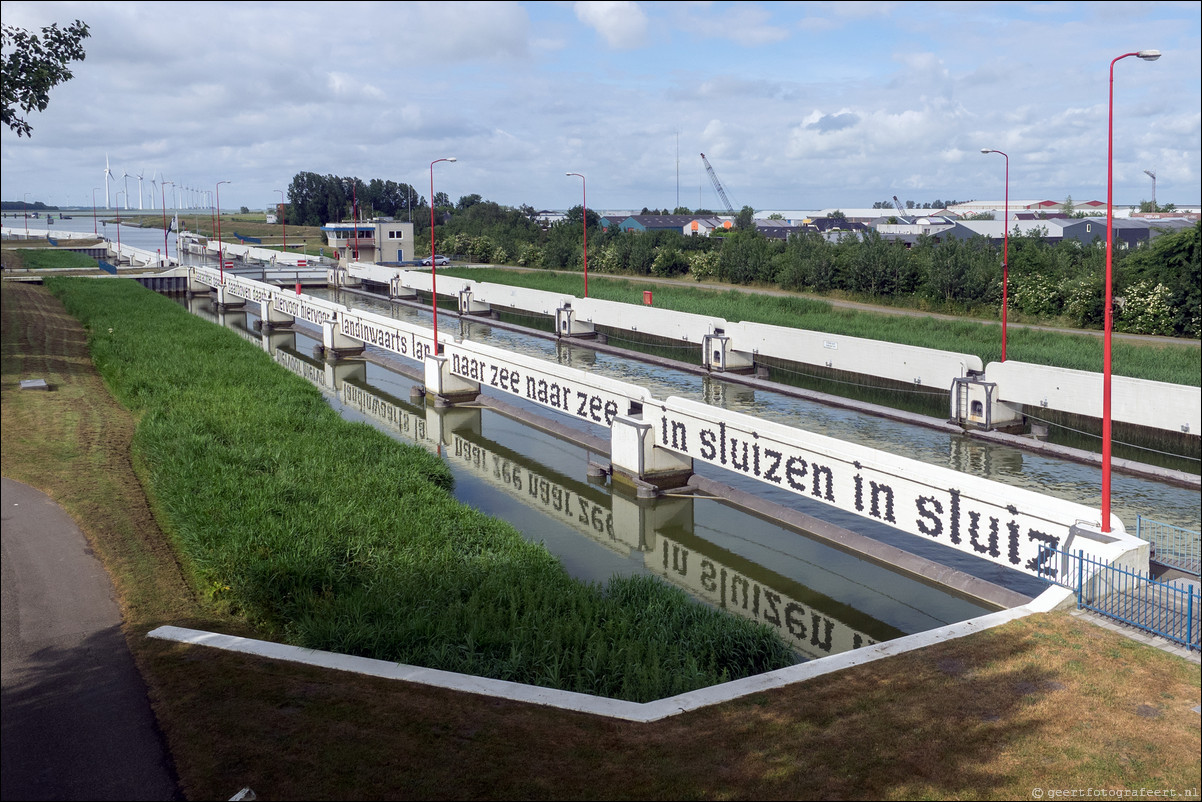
xmin=1137 ymin=50 xmax=1161 ymax=61
xmin=980 ymin=148 xmax=993 ymax=154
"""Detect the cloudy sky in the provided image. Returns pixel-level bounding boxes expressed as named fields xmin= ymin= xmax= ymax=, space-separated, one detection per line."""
xmin=2 ymin=1 xmax=1199 ymax=215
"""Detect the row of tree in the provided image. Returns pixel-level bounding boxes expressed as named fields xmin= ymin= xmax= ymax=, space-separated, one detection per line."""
xmin=283 ymin=172 xmax=427 ymax=228
xmin=273 ymin=171 xmax=1197 ymax=338
xmin=871 ymin=199 xmax=970 ymax=210
xmin=439 ymin=204 xmax=1199 ymax=338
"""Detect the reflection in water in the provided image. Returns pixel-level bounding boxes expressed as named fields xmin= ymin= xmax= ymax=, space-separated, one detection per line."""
xmin=186 ymin=296 xmax=994 ymax=660
xmin=310 ymin=288 xmax=1200 ymax=534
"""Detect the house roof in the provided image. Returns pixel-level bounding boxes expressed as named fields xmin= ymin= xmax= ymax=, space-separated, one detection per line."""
xmin=624 ymin=215 xmax=702 ymax=228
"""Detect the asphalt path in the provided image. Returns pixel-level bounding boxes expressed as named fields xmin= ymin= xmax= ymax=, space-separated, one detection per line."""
xmin=1 ymin=477 xmax=181 ymax=801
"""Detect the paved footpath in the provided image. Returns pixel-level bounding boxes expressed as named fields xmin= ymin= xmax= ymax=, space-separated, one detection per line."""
xmin=1 ymin=477 xmax=181 ymax=801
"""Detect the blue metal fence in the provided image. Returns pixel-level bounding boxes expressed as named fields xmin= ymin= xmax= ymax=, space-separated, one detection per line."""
xmin=1037 ymin=547 xmax=1199 ymax=651
xmin=1137 ymin=515 xmax=1200 ymax=576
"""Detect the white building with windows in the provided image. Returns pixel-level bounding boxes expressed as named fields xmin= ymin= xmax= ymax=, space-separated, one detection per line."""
xmin=322 ymin=218 xmax=415 ymax=264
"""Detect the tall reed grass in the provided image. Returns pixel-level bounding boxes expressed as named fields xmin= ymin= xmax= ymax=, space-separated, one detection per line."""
xmin=46 ymin=277 xmax=795 ymax=702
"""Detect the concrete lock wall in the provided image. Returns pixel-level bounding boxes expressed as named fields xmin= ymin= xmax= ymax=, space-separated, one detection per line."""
xmin=573 ymin=297 xmax=721 ymax=345
xmin=985 ymin=360 xmax=1202 ymax=435
xmin=183 ymin=268 xmax=1152 ymax=584
xmin=468 ymin=280 xmax=571 ymax=317
xmin=647 ymin=395 xmax=1145 ymax=581
xmin=439 ymin=336 xmax=653 ymax=428
xmin=729 ymin=321 xmax=983 ymax=390
xmin=377 ymin=271 xmax=1199 ymax=439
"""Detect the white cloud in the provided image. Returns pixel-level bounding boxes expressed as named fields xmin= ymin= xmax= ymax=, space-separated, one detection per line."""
xmin=0 ymin=1 xmax=1197 ymax=212
xmin=574 ymin=1 xmax=649 ymax=49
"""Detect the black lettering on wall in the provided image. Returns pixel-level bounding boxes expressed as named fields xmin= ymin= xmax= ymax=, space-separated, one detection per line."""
xmin=811 ymin=463 xmax=835 ymax=501
xmin=763 ymin=448 xmax=783 ymax=484
xmin=1007 ymin=519 xmax=1021 ymax=565
xmin=869 ymin=481 xmax=896 ymax=523
xmin=1026 ymin=530 xmax=1060 ymax=579
xmin=916 ymin=495 xmax=944 ymax=537
xmin=968 ymin=511 xmax=1000 ymax=558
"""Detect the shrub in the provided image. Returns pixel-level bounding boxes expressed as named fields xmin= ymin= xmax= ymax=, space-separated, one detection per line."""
xmin=1117 ymin=280 xmax=1175 ymax=336
xmin=1011 ymin=272 xmax=1063 ymax=318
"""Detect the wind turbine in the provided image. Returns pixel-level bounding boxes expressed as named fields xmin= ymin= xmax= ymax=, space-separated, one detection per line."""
xmin=150 ymin=171 xmax=158 ymax=210
xmin=104 ymin=155 xmax=114 ymax=209
xmin=122 ymin=170 xmax=131 ymax=210
xmin=137 ymin=169 xmax=145 ymax=210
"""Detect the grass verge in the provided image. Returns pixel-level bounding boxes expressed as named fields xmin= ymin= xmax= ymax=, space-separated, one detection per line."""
xmin=2 ymin=279 xmax=1198 ymax=800
xmin=1 ymin=248 xmax=99 ymax=271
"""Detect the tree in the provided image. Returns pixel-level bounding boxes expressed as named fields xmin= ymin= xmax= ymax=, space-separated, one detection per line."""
xmin=1 ymin=19 xmax=90 ymax=137
xmin=735 ymin=205 xmax=755 ymax=230
xmin=1138 ymin=200 xmax=1178 ymax=214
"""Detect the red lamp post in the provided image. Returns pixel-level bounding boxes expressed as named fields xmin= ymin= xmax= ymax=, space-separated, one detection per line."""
xmin=1102 ymin=49 xmax=1160 ymax=534
xmin=160 ymin=180 xmax=174 ymax=266
xmin=981 ymin=148 xmax=1009 ymax=361
xmin=91 ymin=188 xmax=100 ymax=236
xmin=566 ymin=172 xmax=589 ymax=298
xmin=429 ymin=157 xmax=456 ymax=354
xmin=216 ymin=181 xmax=230 ymax=282
xmin=275 ymin=189 xmax=287 ymax=254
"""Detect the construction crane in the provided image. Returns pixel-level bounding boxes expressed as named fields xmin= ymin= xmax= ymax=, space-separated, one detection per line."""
xmin=892 ymin=195 xmax=910 ymax=221
xmin=700 ymin=153 xmax=735 ymax=215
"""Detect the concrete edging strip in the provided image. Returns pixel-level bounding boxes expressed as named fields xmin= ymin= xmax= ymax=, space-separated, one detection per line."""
xmin=147 ymin=586 xmax=1072 ymax=723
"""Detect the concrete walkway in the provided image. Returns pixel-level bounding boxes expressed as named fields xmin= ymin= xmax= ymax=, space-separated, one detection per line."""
xmin=1 ymin=477 xmax=181 ymax=801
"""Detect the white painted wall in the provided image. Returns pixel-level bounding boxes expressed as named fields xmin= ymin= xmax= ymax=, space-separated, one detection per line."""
xmin=652 ymin=396 xmax=1142 ymax=580
xmin=181 ymin=269 xmax=1154 ymax=582
xmin=728 ymin=321 xmax=983 ymax=389
xmin=574 ymin=296 xmax=723 ymax=343
xmin=986 ymin=360 xmax=1201 ymax=435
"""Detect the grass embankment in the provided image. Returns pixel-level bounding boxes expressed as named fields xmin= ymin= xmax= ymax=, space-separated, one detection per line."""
xmin=37 ymin=277 xmax=795 ymax=702
xmin=2 ymin=279 xmax=1198 ymax=800
xmin=444 ymin=268 xmax=1202 ymax=387
xmin=126 ymin=213 xmax=328 ymax=256
xmin=0 ymin=248 xmax=99 ymax=271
